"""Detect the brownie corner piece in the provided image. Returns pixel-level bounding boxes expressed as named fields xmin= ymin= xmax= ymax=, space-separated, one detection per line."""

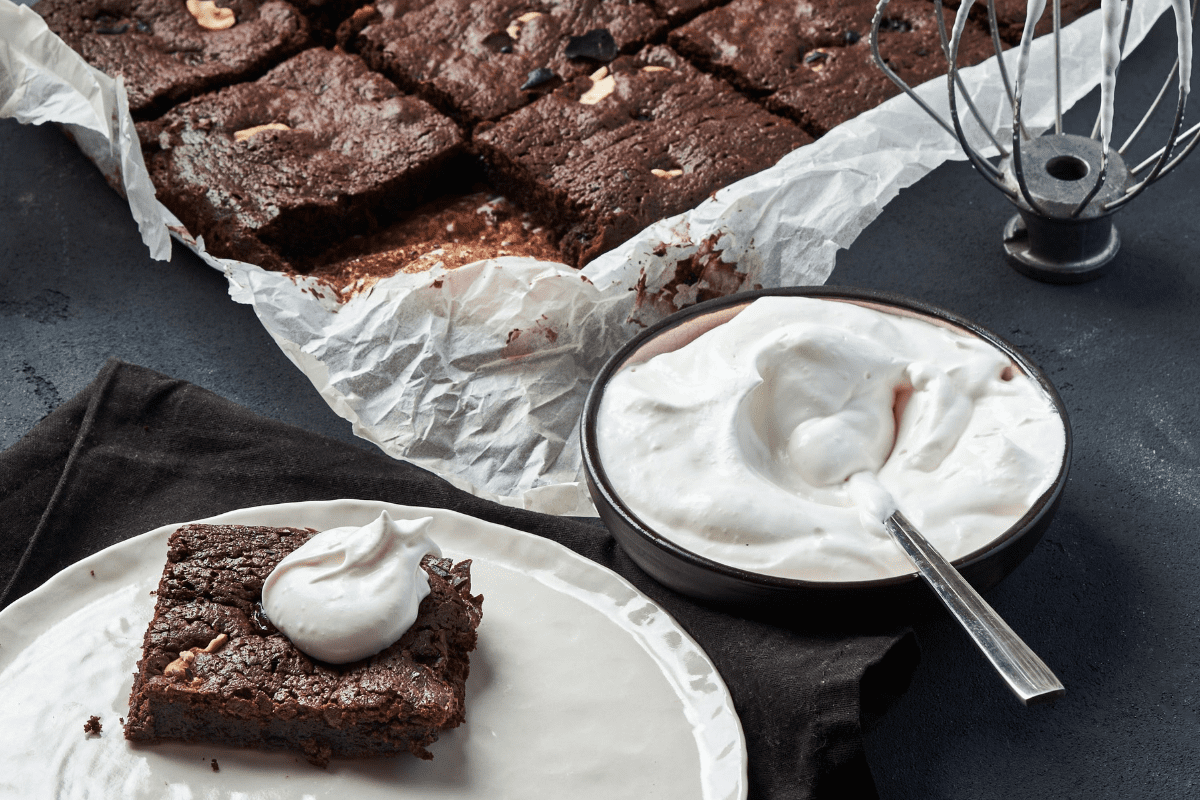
xmin=124 ymin=522 xmax=484 ymax=766
xmin=474 ymin=44 xmax=811 ymax=268
xmin=137 ymin=47 xmax=465 ymax=272
xmin=36 ymin=0 xmax=310 ymax=118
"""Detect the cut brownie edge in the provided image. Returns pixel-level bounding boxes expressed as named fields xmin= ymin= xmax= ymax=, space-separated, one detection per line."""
xmin=297 ymin=186 xmax=564 ymax=298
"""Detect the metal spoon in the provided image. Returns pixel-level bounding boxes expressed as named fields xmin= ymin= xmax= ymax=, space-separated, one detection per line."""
xmin=885 ymin=510 xmax=1065 ymax=706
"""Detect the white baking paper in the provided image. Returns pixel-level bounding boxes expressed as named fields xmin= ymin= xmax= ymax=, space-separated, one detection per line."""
xmin=0 ymin=0 xmax=1174 ymax=514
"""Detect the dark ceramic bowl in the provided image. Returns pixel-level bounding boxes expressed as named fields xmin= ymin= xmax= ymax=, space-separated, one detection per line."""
xmin=580 ymin=287 xmax=1072 ymax=613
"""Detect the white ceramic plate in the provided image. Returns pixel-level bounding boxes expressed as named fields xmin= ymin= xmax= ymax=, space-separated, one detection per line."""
xmin=0 ymin=500 xmax=746 ymax=799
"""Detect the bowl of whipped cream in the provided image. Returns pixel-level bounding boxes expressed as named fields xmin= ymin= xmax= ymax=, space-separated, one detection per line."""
xmin=581 ymin=287 xmax=1072 ymax=610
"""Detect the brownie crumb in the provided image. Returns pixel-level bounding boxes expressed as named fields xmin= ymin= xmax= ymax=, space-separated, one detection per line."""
xmin=84 ymin=716 xmax=102 ymax=736
xmin=90 ymin=570 xmax=95 ymax=577
xmin=211 ymin=759 xmax=220 ymax=772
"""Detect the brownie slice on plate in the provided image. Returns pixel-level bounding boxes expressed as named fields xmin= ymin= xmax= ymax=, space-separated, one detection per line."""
xmin=124 ymin=523 xmax=484 ymax=766
xmin=344 ymin=0 xmax=666 ymax=125
xmin=670 ymin=0 xmax=996 ymax=136
xmin=36 ymin=0 xmax=309 ymax=118
xmin=138 ymin=47 xmax=465 ymax=272
xmin=474 ymin=45 xmax=812 ymax=268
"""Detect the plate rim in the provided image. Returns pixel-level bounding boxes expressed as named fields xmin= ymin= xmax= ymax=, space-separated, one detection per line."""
xmin=0 ymin=498 xmax=748 ymax=800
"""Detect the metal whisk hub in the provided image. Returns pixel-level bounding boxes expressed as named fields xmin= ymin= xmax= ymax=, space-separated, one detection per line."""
xmin=1000 ymin=133 xmax=1131 ymax=282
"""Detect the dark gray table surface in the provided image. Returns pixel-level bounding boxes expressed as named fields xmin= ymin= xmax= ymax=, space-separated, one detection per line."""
xmin=3 ymin=11 xmax=1198 ymax=798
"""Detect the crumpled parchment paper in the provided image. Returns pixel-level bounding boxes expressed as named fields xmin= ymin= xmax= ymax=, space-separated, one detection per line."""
xmin=0 ymin=0 xmax=1171 ymax=513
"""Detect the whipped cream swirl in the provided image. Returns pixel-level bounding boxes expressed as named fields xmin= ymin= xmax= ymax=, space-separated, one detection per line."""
xmin=596 ymin=296 xmax=1066 ymax=582
xmin=262 ymin=511 xmax=441 ymax=664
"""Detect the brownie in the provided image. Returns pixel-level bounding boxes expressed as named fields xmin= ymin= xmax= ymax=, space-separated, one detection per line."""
xmin=138 ymin=47 xmax=465 ymax=272
xmin=301 ymin=188 xmax=563 ymax=299
xmin=36 ymin=0 xmax=310 ymax=118
xmin=345 ymin=0 xmax=666 ymax=125
xmin=474 ymin=45 xmax=812 ymax=267
xmin=669 ymin=0 xmax=996 ymax=135
xmin=124 ymin=523 xmax=484 ymax=766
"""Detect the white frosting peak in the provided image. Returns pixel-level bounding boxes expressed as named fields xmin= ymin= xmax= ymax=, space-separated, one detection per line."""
xmin=262 ymin=511 xmax=441 ymax=664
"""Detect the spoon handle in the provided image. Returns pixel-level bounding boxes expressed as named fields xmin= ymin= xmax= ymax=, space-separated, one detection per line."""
xmin=886 ymin=511 xmax=1065 ymax=706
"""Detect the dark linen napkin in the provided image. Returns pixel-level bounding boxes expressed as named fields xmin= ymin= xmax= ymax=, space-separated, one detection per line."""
xmin=0 ymin=359 xmax=918 ymax=799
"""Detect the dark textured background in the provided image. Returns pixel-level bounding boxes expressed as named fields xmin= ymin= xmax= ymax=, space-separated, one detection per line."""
xmin=2 ymin=8 xmax=1198 ymax=798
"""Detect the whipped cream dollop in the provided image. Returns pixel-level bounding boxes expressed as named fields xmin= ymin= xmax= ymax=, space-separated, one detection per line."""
xmin=262 ymin=511 xmax=441 ymax=664
xmin=596 ymin=296 xmax=1066 ymax=582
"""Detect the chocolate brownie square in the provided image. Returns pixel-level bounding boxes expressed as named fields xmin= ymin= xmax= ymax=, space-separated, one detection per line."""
xmin=138 ymin=47 xmax=465 ymax=272
xmin=474 ymin=45 xmax=812 ymax=267
xmin=344 ymin=0 xmax=666 ymax=125
xmin=36 ymin=0 xmax=310 ymax=118
xmin=670 ymin=0 xmax=996 ymax=135
xmin=124 ymin=523 xmax=484 ymax=766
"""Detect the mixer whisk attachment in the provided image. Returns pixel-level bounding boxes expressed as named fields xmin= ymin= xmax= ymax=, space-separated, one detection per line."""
xmin=871 ymin=0 xmax=1195 ymax=283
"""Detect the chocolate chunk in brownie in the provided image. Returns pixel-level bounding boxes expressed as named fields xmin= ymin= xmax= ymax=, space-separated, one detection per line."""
xmin=124 ymin=523 xmax=484 ymax=766
xmin=36 ymin=0 xmax=310 ymax=118
xmin=670 ymin=0 xmax=996 ymax=136
xmin=138 ymin=48 xmax=466 ymax=272
xmin=474 ymin=45 xmax=811 ymax=268
xmin=300 ymin=187 xmax=563 ymax=300
xmin=345 ymin=0 xmax=667 ymax=125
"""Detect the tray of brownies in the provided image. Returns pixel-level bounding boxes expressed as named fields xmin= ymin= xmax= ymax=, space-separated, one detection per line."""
xmin=0 ymin=0 xmax=1170 ymax=515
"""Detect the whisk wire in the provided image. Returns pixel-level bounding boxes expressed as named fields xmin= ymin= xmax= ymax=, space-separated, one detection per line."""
xmin=1105 ymin=89 xmax=1189 ymax=209
xmin=1147 ymin=118 xmax=1200 ymax=177
xmin=1010 ymin=1 xmax=1058 ymax=215
xmin=935 ymin=0 xmax=1012 ymax=156
xmin=987 ymin=0 xmax=1033 ymax=140
xmin=869 ymin=1 xmax=960 ymax=141
xmin=1121 ymin=59 xmax=1182 ymax=153
xmin=1093 ymin=0 xmax=1138 ymax=140
xmin=945 ymin=1 xmax=1022 ymax=193
xmin=1054 ymin=0 xmax=1064 ymax=134
xmin=1120 ymin=0 xmax=1198 ymax=153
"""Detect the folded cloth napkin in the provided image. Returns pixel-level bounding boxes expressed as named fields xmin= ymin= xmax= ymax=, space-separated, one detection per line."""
xmin=0 ymin=359 xmax=917 ymax=799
